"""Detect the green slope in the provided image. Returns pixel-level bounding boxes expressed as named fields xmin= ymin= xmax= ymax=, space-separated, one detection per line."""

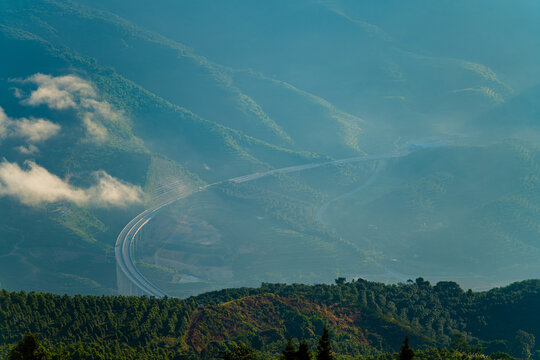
xmin=2 ymin=0 xmax=540 ymax=299
xmin=0 ymin=279 xmax=539 ymax=358
xmin=322 ymin=142 xmax=540 ymax=287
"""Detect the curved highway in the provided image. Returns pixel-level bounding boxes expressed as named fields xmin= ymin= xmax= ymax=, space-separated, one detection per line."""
xmin=116 ymin=141 xmax=448 ymax=297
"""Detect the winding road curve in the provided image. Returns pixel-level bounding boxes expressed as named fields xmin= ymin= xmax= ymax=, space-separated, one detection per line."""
xmin=116 ymin=142 xmax=447 ymax=297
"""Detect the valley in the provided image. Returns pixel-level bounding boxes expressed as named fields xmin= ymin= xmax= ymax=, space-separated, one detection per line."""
xmin=116 ymin=139 xmax=440 ymax=297
xmin=1 ymin=0 xmax=540 ymax=299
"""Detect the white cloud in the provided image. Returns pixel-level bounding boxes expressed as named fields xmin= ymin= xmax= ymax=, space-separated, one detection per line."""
xmin=82 ymin=115 xmax=108 ymax=143
xmin=16 ymin=144 xmax=39 ymax=155
xmin=0 ymin=160 xmax=143 ymax=208
xmin=0 ymin=160 xmax=88 ymax=206
xmin=0 ymin=106 xmax=60 ymax=144
xmin=21 ymin=73 xmax=96 ymax=110
xmin=88 ymin=171 xmax=144 ymax=207
xmin=11 ymin=87 xmax=24 ymax=99
xmin=12 ymin=117 xmax=61 ymax=143
xmin=0 ymin=107 xmax=8 ymax=139
xmin=83 ymin=98 xmax=123 ymax=122
xmin=16 ymin=74 xmax=125 ymax=143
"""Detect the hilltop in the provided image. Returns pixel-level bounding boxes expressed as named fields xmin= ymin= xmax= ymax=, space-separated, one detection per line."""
xmin=0 ymin=278 xmax=539 ymax=359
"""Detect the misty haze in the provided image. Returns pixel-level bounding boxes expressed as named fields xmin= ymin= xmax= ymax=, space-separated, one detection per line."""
xmin=1 ymin=1 xmax=540 ymax=359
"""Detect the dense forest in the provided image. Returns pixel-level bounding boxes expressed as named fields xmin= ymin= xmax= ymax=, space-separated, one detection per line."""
xmin=0 ymin=278 xmax=539 ymax=359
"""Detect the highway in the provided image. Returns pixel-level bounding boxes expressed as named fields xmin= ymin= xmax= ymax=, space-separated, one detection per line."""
xmin=115 ymin=199 xmax=177 ymax=297
xmin=115 ymin=182 xmax=215 ymax=297
xmin=229 ymin=151 xmax=409 ymax=184
xmin=115 ymin=140 xmax=448 ymax=297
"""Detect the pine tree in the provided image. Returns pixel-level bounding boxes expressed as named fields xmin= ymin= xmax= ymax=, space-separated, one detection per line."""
xmin=297 ymin=339 xmax=313 ymax=360
xmin=399 ymin=336 xmax=415 ymax=360
xmin=8 ymin=334 xmax=47 ymax=360
xmin=280 ymin=339 xmax=298 ymax=360
xmin=316 ymin=327 xmax=335 ymax=360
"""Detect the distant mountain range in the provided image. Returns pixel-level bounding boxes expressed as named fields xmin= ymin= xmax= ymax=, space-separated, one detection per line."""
xmin=1 ymin=0 xmax=540 ymax=296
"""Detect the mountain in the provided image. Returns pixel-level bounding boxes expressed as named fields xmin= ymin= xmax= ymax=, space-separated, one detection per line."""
xmin=1 ymin=0 xmax=540 ymax=296
xmin=321 ymin=142 xmax=540 ymax=288
xmin=0 ymin=0 xmax=341 ymax=294
xmin=73 ymin=0 xmax=529 ymax=132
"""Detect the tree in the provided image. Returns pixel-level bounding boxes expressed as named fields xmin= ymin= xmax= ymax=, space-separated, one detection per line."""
xmin=491 ymin=352 xmax=518 ymax=360
xmin=316 ymin=327 xmax=335 ymax=360
xmin=8 ymin=334 xmax=47 ymax=360
xmin=513 ymin=330 xmax=535 ymax=359
xmin=399 ymin=336 xmax=414 ymax=360
xmin=219 ymin=343 xmax=258 ymax=360
xmin=280 ymin=339 xmax=298 ymax=360
xmin=297 ymin=339 xmax=313 ymax=360
xmin=451 ymin=333 xmax=471 ymax=353
xmin=415 ymin=278 xmax=430 ymax=287
xmin=334 ymin=278 xmax=346 ymax=285
xmin=451 ymin=333 xmax=482 ymax=354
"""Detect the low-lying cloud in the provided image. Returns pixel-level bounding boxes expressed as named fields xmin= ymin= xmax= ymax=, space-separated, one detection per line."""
xmin=13 ymin=117 xmax=61 ymax=143
xmin=0 ymin=107 xmax=8 ymax=139
xmin=16 ymin=74 xmax=125 ymax=143
xmin=87 ymin=171 xmax=144 ymax=207
xmin=21 ymin=74 xmax=96 ymax=110
xmin=0 ymin=160 xmax=143 ymax=208
xmin=0 ymin=106 xmax=60 ymax=145
xmin=82 ymin=115 xmax=108 ymax=143
xmin=16 ymin=144 xmax=39 ymax=155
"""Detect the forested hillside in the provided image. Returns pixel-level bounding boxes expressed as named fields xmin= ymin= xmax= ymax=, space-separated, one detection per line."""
xmin=3 ymin=0 xmax=540 ymax=298
xmin=1 ymin=279 xmax=538 ymax=359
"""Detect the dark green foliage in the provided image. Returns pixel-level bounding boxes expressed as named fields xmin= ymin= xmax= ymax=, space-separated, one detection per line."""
xmin=279 ymin=338 xmax=313 ymax=360
xmin=194 ymin=278 xmax=540 ymax=356
xmin=0 ymin=290 xmax=196 ymax=349
xmin=316 ymin=327 xmax=334 ymax=360
xmin=280 ymin=339 xmax=297 ymax=360
xmin=297 ymin=340 xmax=313 ymax=360
xmin=451 ymin=333 xmax=483 ymax=354
xmin=219 ymin=343 xmax=258 ymax=360
xmin=490 ymin=353 xmax=519 ymax=360
xmin=398 ymin=337 xmax=414 ymax=360
xmin=0 ymin=279 xmax=539 ymax=359
xmin=8 ymin=334 xmax=46 ymax=360
xmin=513 ymin=330 xmax=535 ymax=359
